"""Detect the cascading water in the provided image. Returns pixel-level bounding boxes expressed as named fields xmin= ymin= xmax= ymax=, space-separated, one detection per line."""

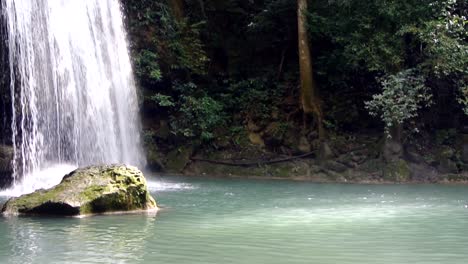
xmin=1 ymin=0 xmax=145 ymax=196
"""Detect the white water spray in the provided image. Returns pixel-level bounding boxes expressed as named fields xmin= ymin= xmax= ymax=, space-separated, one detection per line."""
xmin=1 ymin=0 xmax=145 ymax=196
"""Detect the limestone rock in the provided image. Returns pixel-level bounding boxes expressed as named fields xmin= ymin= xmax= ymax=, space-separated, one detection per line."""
xmin=1 ymin=165 xmax=157 ymax=216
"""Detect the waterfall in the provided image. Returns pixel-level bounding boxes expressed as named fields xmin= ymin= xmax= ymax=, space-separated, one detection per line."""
xmin=1 ymin=0 xmax=145 ymax=195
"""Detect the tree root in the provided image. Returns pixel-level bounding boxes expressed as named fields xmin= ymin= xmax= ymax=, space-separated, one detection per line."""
xmin=190 ymin=151 xmax=316 ymax=167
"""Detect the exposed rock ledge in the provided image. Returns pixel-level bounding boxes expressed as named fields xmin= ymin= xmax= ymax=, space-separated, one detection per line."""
xmin=1 ymin=165 xmax=157 ymax=217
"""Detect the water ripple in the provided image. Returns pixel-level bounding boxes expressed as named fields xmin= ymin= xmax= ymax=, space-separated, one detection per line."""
xmin=1 ymin=180 xmax=468 ymax=264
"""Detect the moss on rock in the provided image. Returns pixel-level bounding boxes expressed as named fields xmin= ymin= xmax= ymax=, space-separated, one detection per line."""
xmin=1 ymin=165 xmax=157 ymax=216
xmin=383 ymin=159 xmax=411 ymax=182
xmin=166 ymin=146 xmax=193 ymax=173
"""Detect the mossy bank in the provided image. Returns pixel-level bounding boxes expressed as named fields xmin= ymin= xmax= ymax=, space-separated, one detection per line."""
xmin=152 ymin=132 xmax=468 ymax=184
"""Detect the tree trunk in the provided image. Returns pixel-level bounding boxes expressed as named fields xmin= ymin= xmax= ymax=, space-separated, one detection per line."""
xmin=197 ymin=0 xmax=207 ymax=18
xmin=383 ymin=123 xmax=404 ymax=163
xmin=169 ymin=0 xmax=185 ymax=22
xmin=297 ymin=0 xmax=331 ymax=160
xmin=297 ymin=0 xmax=325 ymax=141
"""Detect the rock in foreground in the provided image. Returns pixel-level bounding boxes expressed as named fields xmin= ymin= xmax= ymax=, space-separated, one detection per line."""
xmin=1 ymin=165 xmax=157 ymax=216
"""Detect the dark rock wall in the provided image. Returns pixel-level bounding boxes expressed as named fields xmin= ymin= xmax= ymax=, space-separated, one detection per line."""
xmin=0 ymin=4 xmax=12 ymax=146
xmin=0 ymin=6 xmax=13 ymax=188
xmin=0 ymin=145 xmax=12 ymax=189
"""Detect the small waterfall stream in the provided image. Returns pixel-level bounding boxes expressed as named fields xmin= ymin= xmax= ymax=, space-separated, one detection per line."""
xmin=1 ymin=0 xmax=145 ymax=195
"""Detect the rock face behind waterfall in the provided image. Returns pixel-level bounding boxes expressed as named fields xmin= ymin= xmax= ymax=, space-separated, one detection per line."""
xmin=0 ymin=145 xmax=14 ymax=188
xmin=1 ymin=165 xmax=157 ymax=216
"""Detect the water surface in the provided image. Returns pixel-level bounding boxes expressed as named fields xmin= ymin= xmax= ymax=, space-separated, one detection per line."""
xmin=1 ymin=177 xmax=468 ymax=264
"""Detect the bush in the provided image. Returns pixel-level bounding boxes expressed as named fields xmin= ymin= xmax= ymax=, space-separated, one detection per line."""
xmin=366 ymin=69 xmax=433 ymax=135
xmin=222 ymin=78 xmax=284 ymax=122
xmin=171 ymin=94 xmax=225 ymax=141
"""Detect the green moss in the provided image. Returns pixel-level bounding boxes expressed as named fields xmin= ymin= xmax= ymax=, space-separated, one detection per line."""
xmin=80 ymin=185 xmax=109 ymax=201
xmin=274 ymin=165 xmax=293 ymax=178
xmin=2 ymin=165 xmax=157 ymax=216
xmin=166 ymin=146 xmax=193 ymax=172
xmin=383 ymin=159 xmax=411 ymax=182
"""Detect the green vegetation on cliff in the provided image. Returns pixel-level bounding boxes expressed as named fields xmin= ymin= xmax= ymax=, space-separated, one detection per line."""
xmin=1 ymin=1 xmax=465 ymax=181
xmin=118 ymin=0 xmax=468 ymax=180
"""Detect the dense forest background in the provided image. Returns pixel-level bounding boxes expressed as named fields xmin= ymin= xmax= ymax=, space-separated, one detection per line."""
xmin=1 ymin=0 xmax=467 ymax=183
xmin=119 ymin=0 xmax=467 ymax=181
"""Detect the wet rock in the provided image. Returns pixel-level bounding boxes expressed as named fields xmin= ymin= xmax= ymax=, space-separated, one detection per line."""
xmin=0 ymin=145 xmax=13 ymax=188
xmin=166 ymin=146 xmax=194 ymax=173
xmin=2 ymin=165 xmax=157 ymax=216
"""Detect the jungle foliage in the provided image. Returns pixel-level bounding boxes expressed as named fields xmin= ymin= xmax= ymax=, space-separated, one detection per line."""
xmin=121 ymin=0 xmax=467 ymax=148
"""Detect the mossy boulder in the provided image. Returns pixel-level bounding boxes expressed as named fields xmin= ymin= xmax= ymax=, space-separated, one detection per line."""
xmin=1 ymin=165 xmax=157 ymax=216
xmin=383 ymin=159 xmax=411 ymax=182
xmin=436 ymin=146 xmax=459 ymax=173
